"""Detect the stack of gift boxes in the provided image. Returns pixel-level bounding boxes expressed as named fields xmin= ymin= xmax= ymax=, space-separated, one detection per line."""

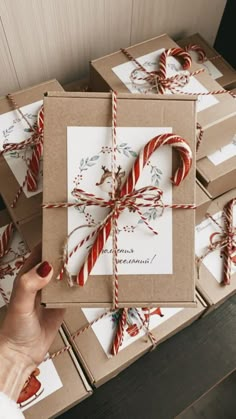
xmin=0 ymin=32 xmax=235 ymax=416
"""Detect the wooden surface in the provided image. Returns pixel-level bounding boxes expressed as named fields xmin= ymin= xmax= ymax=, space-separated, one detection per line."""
xmin=58 ymin=294 xmax=236 ymax=419
xmin=0 ymin=0 xmax=227 ymax=96
xmin=179 ymin=369 xmax=236 ymax=419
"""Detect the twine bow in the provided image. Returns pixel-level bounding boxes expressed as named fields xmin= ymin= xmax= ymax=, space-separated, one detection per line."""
xmin=121 ymin=47 xmax=205 ymax=94
xmin=0 ymin=94 xmax=44 ymax=207
xmin=196 ymin=198 xmax=236 ymax=285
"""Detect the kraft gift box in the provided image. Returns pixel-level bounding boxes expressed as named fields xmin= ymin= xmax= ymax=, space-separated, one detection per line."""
xmin=89 ymin=34 xmax=236 ymax=160
xmin=195 ymin=188 xmax=236 ymax=308
xmin=178 ymin=33 xmax=236 ymax=89
xmin=0 ymin=79 xmax=63 ymax=225
xmin=0 ymin=308 xmax=92 ymax=418
xmin=196 ymin=180 xmax=211 ymax=225
xmin=196 ymin=88 xmax=236 ymax=199
xmin=62 ymin=293 xmax=207 ymax=387
xmin=42 ymin=91 xmax=196 ymax=308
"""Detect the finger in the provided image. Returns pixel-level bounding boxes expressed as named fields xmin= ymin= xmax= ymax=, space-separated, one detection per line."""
xmin=9 ymin=261 xmax=53 ymax=315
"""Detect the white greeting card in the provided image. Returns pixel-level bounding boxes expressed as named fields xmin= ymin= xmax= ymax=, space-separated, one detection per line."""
xmin=0 ymin=100 xmax=43 ymax=198
xmin=19 ymin=358 xmax=63 ymax=411
xmin=112 ymin=48 xmax=219 ymax=113
xmin=188 ymin=50 xmax=223 ymax=80
xmin=67 ymin=126 xmax=173 ymax=276
xmin=82 ymin=306 xmax=183 ymax=356
xmin=207 ymin=135 xmax=236 ymax=165
xmin=195 ymin=207 xmax=236 ymax=283
xmin=0 ymin=225 xmax=26 ymax=308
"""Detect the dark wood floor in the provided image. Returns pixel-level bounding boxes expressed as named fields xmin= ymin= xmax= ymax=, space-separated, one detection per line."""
xmin=178 ymin=370 xmax=236 ymax=419
xmin=58 ymin=294 xmax=236 ymax=419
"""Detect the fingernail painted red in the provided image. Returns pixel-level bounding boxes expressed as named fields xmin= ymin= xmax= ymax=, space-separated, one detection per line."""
xmin=36 ymin=261 xmax=52 ymax=278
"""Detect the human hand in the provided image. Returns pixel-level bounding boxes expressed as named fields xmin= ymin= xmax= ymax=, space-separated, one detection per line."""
xmin=0 ymin=245 xmax=65 ymax=400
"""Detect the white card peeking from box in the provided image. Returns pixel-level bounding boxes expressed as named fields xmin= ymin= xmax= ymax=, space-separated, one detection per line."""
xmin=0 ymin=100 xmax=43 ymax=198
xmin=82 ymin=306 xmax=183 ymax=356
xmin=195 ymin=207 xmax=236 ymax=283
xmin=207 ymin=135 xmax=236 ymax=166
xmin=18 ymin=358 xmax=62 ymax=411
xmin=0 ymin=225 xmax=27 ymax=308
xmin=67 ymin=126 xmax=173 ymax=276
xmin=112 ymin=49 xmax=219 ymax=112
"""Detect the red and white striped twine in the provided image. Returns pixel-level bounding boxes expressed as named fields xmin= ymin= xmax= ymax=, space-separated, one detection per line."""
xmin=1 ymin=95 xmax=44 ymax=207
xmin=184 ymin=44 xmax=221 ymax=64
xmin=196 ymin=198 xmax=236 ymax=285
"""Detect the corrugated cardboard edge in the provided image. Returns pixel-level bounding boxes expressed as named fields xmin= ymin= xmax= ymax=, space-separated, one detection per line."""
xmin=45 ymin=91 xmax=198 ymax=101
xmin=62 ymin=292 xmax=205 ymax=387
xmin=0 ymin=79 xmax=61 ymax=100
xmin=59 ymin=327 xmax=92 ymax=394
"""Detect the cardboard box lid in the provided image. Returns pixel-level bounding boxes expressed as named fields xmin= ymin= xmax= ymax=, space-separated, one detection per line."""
xmin=62 ymin=293 xmax=206 ymax=386
xmin=42 ymin=91 xmax=196 ymax=307
xmin=196 ymin=188 xmax=236 ymax=306
xmin=0 ymin=79 xmax=64 ymax=225
xmin=178 ymin=33 xmax=236 ymax=88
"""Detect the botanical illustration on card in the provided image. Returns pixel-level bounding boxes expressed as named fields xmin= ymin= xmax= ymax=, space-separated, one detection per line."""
xmin=195 ymin=207 xmax=236 ymax=283
xmin=0 ymin=225 xmax=27 ymax=308
xmin=112 ymin=48 xmax=219 ymax=112
xmin=0 ymin=100 xmax=43 ymax=198
xmin=67 ymin=126 xmax=173 ymax=276
xmin=18 ymin=359 xmax=63 ymax=411
xmin=82 ymin=306 xmax=183 ymax=356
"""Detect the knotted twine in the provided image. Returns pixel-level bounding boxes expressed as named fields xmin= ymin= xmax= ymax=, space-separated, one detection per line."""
xmin=196 ymin=198 xmax=236 ymax=285
xmin=0 ymin=94 xmax=44 ymax=207
xmin=43 ymin=91 xmax=195 ymax=310
xmin=121 ymin=47 xmax=236 ymax=151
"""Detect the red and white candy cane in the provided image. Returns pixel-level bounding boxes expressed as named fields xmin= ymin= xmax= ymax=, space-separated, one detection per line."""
xmin=222 ymin=198 xmax=236 ymax=285
xmin=158 ymin=47 xmax=192 ymax=93
xmin=26 ymin=106 xmax=44 ymax=192
xmin=1 ymin=100 xmax=44 ymax=207
xmin=111 ymin=308 xmax=128 ymax=355
xmin=184 ymin=44 xmax=207 ymax=63
xmin=0 ymin=222 xmax=14 ymax=259
xmin=77 ymin=133 xmax=192 ymax=286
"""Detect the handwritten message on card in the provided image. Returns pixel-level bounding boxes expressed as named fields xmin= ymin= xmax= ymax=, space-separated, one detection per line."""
xmin=0 ymin=100 xmax=43 ymax=198
xmin=67 ymin=126 xmax=173 ymax=276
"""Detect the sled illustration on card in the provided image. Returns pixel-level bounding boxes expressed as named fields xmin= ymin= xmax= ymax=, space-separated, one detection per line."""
xmin=17 ymin=368 xmax=44 ymax=409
